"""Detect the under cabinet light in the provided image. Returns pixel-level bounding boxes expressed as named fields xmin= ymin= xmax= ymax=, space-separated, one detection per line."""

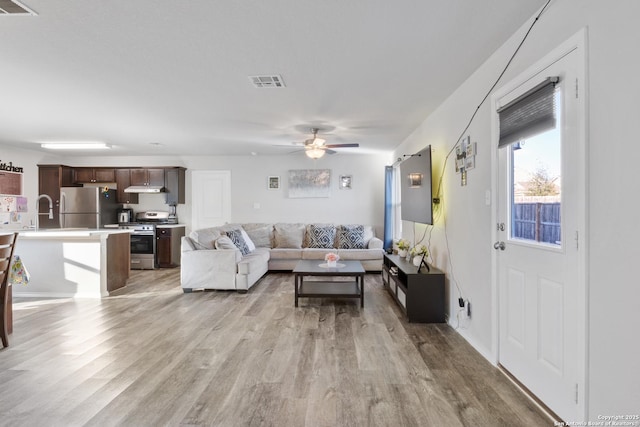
xmin=41 ymin=142 xmax=111 ymax=150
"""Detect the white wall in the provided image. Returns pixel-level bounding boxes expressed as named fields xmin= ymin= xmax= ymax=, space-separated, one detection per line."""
xmin=0 ymin=150 xmax=390 ymax=234
xmin=393 ymin=0 xmax=640 ymax=418
xmin=182 ymin=154 xmax=389 ymax=232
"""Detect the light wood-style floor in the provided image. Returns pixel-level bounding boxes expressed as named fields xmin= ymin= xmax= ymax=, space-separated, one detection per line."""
xmin=1 ymin=269 xmax=549 ymax=426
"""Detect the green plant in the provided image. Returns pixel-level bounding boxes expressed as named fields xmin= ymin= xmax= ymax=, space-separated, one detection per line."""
xmin=396 ymin=239 xmax=410 ymax=250
xmin=410 ymin=244 xmax=428 ymax=257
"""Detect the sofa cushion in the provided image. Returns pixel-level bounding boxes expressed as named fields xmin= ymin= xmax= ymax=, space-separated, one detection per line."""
xmin=226 ymin=229 xmax=251 ymax=255
xmin=302 ymin=248 xmax=336 ymax=260
xmin=269 ymin=248 xmax=303 ymax=259
xmin=307 ymin=224 xmax=336 ymax=249
xmin=368 ymin=237 xmax=384 ymax=250
xmin=182 ymin=236 xmax=198 ymax=250
xmin=337 ymin=224 xmax=366 ymax=249
xmin=215 ymin=235 xmax=236 ymax=250
xmin=214 ymin=236 xmax=243 ymax=262
xmin=337 ymin=248 xmax=384 ymax=261
xmin=362 ymin=226 xmax=374 ymax=245
xmin=237 ymin=248 xmax=270 ymax=275
xmin=274 ymin=223 xmax=305 ymax=248
xmin=242 ymin=223 xmax=273 ymax=248
xmin=189 ymin=227 xmax=223 ymax=250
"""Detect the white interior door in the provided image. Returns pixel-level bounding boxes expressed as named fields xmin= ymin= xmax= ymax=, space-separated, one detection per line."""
xmin=494 ymin=37 xmax=585 ymax=422
xmin=191 ymin=170 xmax=231 ymax=230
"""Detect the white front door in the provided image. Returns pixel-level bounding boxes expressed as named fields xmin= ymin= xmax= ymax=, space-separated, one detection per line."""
xmin=191 ymin=170 xmax=231 ymax=230
xmin=494 ymin=34 xmax=586 ymax=421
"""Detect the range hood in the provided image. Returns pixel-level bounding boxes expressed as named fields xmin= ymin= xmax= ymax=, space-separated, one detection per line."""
xmin=124 ymin=185 xmax=165 ymax=193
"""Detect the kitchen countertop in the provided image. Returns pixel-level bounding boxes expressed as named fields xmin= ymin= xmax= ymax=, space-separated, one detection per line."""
xmin=13 ymin=228 xmax=131 ymax=298
xmin=103 ymin=223 xmax=186 ymax=229
xmin=18 ymin=228 xmax=133 ymax=239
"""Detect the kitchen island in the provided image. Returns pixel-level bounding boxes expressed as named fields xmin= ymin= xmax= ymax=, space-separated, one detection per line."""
xmin=13 ymin=229 xmax=132 ymax=298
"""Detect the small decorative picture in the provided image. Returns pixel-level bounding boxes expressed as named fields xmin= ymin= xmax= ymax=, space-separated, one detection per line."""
xmin=465 ymin=156 xmax=475 ymax=170
xmin=339 ymin=175 xmax=352 ymax=190
xmin=268 ymin=176 xmax=280 ymax=190
xmin=466 ymin=141 xmax=476 ymax=157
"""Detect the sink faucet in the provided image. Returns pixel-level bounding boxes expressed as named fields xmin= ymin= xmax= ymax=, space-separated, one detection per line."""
xmin=35 ymin=194 xmax=54 ymax=231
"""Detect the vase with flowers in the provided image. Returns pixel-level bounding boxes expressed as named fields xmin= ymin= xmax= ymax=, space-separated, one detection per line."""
xmin=396 ymin=239 xmax=410 ymax=258
xmin=325 ymin=252 xmax=340 ymax=268
xmin=410 ymin=244 xmax=428 ymax=266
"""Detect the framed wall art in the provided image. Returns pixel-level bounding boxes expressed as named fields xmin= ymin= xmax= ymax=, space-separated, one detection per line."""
xmin=268 ymin=176 xmax=280 ymax=190
xmin=288 ymin=169 xmax=331 ymax=198
xmin=339 ymin=175 xmax=352 ymax=189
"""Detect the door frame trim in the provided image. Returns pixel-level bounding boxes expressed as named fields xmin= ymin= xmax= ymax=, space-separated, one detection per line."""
xmin=490 ymin=28 xmax=588 ymax=418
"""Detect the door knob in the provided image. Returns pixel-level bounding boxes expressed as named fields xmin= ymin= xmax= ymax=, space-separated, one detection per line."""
xmin=493 ymin=241 xmax=506 ymax=250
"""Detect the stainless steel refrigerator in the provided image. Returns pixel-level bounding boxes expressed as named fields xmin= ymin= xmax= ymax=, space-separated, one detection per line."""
xmin=59 ymin=187 xmax=121 ymax=228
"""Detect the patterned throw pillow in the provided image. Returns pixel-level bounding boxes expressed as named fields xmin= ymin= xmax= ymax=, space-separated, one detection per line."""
xmin=307 ymin=224 xmax=336 ymax=249
xmin=226 ymin=229 xmax=251 ymax=255
xmin=338 ymin=225 xmax=366 ymax=249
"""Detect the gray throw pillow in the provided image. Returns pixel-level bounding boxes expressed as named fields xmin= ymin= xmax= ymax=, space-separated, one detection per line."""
xmin=307 ymin=224 xmax=336 ymax=248
xmin=274 ymin=223 xmax=305 ymax=248
xmin=338 ymin=224 xmax=366 ymax=249
xmin=244 ymin=225 xmax=273 ymax=248
xmin=214 ymin=235 xmax=237 ymax=250
xmin=226 ymin=229 xmax=251 ymax=255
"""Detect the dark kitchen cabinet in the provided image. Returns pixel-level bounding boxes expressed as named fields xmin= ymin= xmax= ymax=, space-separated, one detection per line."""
xmin=73 ymin=167 xmax=115 ymax=183
xmin=37 ymin=165 xmax=77 ymax=229
xmin=130 ymin=168 xmax=165 ymax=187
xmin=164 ymin=167 xmax=185 ymax=205
xmin=115 ymin=169 xmax=139 ymax=204
xmin=156 ymin=226 xmax=185 ymax=267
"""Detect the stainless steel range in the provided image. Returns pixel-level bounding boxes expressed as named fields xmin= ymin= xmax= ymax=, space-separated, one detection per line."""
xmin=128 ymin=223 xmax=156 ymax=269
xmin=119 ymin=211 xmax=178 ymax=270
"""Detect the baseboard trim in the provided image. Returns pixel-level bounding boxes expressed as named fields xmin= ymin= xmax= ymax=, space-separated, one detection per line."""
xmin=448 ymin=321 xmax=496 ymax=363
xmin=498 ymin=364 xmax=563 ymax=425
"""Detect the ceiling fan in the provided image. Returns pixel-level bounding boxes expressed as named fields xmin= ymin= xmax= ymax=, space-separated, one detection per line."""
xmin=295 ymin=128 xmax=359 ymax=159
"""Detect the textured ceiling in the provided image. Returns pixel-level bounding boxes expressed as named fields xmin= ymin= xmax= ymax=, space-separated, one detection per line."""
xmin=0 ymin=0 xmax=547 ymax=156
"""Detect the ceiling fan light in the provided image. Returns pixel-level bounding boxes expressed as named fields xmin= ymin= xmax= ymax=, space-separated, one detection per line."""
xmin=305 ymin=148 xmax=326 ymax=159
xmin=313 ymin=137 xmax=326 ymax=145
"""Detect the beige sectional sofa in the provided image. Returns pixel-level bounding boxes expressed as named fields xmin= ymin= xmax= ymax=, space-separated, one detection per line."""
xmin=180 ymin=223 xmax=384 ymax=293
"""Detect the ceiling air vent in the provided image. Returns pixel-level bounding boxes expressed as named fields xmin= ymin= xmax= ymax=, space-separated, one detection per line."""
xmin=0 ymin=0 xmax=36 ymax=15
xmin=248 ymin=75 xmax=285 ymax=88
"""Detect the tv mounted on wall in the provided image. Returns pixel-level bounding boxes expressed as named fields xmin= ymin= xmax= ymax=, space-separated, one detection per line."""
xmin=400 ymin=145 xmax=433 ymax=225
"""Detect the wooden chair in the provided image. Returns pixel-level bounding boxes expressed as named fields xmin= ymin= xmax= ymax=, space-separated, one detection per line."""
xmin=0 ymin=232 xmax=18 ymax=348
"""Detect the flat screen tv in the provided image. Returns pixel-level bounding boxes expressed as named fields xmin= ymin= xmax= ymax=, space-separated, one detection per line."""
xmin=400 ymin=146 xmax=433 ymax=225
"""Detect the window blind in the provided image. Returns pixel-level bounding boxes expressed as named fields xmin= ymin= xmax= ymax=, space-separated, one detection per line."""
xmin=497 ymin=76 xmax=559 ymax=148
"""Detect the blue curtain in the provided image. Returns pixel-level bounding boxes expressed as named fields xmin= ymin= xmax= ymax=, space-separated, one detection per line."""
xmin=383 ymin=166 xmax=393 ymax=250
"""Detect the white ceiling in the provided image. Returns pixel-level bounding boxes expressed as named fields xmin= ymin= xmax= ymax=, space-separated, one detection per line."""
xmin=0 ymin=0 xmax=547 ymax=157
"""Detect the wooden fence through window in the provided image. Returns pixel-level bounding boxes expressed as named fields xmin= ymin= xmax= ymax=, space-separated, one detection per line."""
xmin=512 ymin=202 xmax=561 ymax=244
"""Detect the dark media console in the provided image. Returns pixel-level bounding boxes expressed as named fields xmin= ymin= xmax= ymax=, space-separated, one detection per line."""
xmin=381 ymin=253 xmax=445 ymax=323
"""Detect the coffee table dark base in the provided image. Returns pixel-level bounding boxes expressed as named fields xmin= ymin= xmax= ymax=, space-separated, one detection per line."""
xmin=295 ymin=279 xmax=364 ymax=307
xmin=293 ymin=260 xmax=365 ymax=307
